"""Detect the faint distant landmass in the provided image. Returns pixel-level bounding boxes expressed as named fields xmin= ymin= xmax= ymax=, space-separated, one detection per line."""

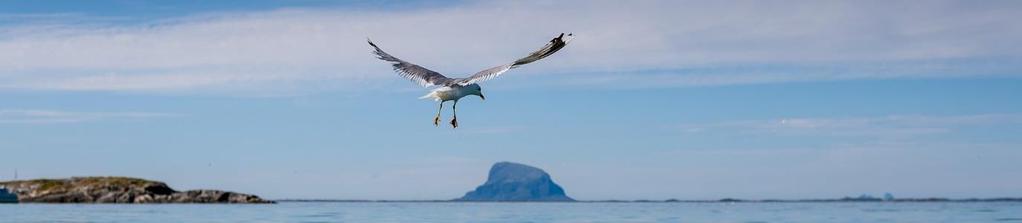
xmin=456 ymin=161 xmax=574 ymax=202
xmin=0 ymin=176 xmax=272 ymax=203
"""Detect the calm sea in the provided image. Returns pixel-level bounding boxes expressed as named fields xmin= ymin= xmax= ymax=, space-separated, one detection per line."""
xmin=1 ymin=202 xmax=1021 ymax=222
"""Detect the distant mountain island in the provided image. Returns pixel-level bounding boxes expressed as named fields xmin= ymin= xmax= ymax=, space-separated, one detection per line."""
xmin=276 ymin=162 xmax=1022 ymax=203
xmin=456 ymin=162 xmax=574 ymax=201
xmin=0 ymin=177 xmax=272 ymax=203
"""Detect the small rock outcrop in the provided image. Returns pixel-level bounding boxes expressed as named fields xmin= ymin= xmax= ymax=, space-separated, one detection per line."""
xmin=457 ymin=162 xmax=574 ymax=201
xmin=0 ymin=177 xmax=272 ymax=204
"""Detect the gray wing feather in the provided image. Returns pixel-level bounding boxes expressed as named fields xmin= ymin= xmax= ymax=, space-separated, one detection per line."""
xmin=368 ymin=39 xmax=454 ymax=87
xmin=458 ymin=33 xmax=572 ymax=85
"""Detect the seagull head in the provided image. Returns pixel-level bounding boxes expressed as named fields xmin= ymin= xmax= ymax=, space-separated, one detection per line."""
xmin=466 ymin=83 xmax=485 ymax=100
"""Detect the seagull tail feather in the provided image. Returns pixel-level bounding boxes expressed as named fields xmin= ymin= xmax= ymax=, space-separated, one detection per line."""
xmin=419 ymin=91 xmax=440 ymax=101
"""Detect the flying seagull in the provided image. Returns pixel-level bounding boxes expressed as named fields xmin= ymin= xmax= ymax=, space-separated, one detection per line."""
xmin=368 ymin=33 xmax=573 ymax=128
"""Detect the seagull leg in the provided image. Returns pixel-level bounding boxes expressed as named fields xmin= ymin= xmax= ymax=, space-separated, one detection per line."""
xmin=450 ymin=100 xmax=459 ymax=128
xmin=433 ymin=101 xmax=444 ymax=126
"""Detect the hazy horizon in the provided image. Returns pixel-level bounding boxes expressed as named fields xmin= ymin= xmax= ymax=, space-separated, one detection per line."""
xmin=1 ymin=0 xmax=1021 ymax=201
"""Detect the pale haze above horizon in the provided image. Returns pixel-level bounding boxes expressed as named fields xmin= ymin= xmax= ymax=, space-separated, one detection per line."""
xmin=1 ymin=0 xmax=1021 ymax=200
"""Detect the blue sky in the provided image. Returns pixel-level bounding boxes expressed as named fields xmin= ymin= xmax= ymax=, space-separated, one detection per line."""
xmin=1 ymin=0 xmax=1020 ymax=200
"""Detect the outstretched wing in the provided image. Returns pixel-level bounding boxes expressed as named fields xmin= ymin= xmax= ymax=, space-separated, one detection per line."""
xmin=457 ymin=33 xmax=573 ymax=85
xmin=368 ymin=39 xmax=455 ymax=87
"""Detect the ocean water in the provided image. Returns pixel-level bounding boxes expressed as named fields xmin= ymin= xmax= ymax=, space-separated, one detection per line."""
xmin=1 ymin=202 xmax=1021 ymax=222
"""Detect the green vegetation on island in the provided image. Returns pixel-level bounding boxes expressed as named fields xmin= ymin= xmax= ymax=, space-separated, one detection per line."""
xmin=0 ymin=176 xmax=272 ymax=204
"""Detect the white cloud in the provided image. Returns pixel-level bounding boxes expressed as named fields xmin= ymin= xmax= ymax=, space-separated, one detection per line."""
xmin=682 ymin=113 xmax=1022 ymax=137
xmin=0 ymin=109 xmax=176 ymax=124
xmin=0 ymin=0 xmax=1019 ymax=94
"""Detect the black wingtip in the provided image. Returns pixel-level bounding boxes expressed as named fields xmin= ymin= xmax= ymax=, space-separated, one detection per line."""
xmin=553 ymin=33 xmax=572 ymax=42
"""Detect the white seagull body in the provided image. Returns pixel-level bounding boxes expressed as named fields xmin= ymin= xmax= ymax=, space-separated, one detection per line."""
xmin=369 ymin=33 xmax=573 ymax=128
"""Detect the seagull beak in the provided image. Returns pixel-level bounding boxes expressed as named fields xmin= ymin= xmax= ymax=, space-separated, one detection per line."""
xmin=479 ymin=94 xmax=486 ymax=101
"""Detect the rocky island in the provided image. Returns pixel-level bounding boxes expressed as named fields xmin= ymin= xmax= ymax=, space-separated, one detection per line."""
xmin=0 ymin=177 xmax=272 ymax=203
xmin=457 ymin=161 xmax=574 ymax=201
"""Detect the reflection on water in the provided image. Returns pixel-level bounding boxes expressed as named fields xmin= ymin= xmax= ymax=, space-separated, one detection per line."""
xmin=0 ymin=202 xmax=1020 ymax=222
